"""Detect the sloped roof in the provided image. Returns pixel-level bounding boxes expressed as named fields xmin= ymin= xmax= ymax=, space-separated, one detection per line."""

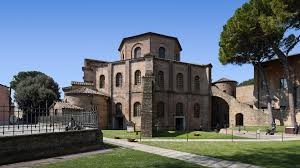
xmin=0 ymin=84 xmax=9 ymax=88
xmin=213 ymin=78 xmax=237 ymax=84
xmin=53 ymin=101 xmax=83 ymax=110
xmin=65 ymin=87 xmax=107 ymax=96
xmin=118 ymin=32 xmax=182 ymax=51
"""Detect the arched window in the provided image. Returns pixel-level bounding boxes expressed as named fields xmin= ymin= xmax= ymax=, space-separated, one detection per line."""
xmin=176 ymin=73 xmax=183 ymax=89
xmin=194 ymin=76 xmax=200 ymax=90
xmin=157 ymin=71 xmax=164 ymax=89
xmin=159 ymin=47 xmax=166 ymax=58
xmin=116 ymin=73 xmax=122 ymax=87
xmin=157 ymin=102 xmax=164 ymax=117
xmin=116 ymin=103 xmax=122 ymax=115
xmin=176 ymin=103 xmax=184 ymax=116
xmin=100 ymin=75 xmax=105 ymax=88
xmin=135 ymin=70 xmax=141 ymax=85
xmin=194 ymin=103 xmax=200 ymax=118
xmin=134 ymin=102 xmax=141 ymax=117
xmin=134 ymin=47 xmax=141 ymax=58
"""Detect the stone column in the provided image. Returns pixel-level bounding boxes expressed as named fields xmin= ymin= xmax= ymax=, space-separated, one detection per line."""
xmin=141 ymin=70 xmax=154 ymax=137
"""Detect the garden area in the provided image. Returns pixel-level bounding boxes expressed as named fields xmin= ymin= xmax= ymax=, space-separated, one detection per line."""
xmin=101 ymin=130 xmax=247 ymax=139
xmin=141 ymin=141 xmax=300 ymax=168
xmin=37 ymin=147 xmax=203 ymax=168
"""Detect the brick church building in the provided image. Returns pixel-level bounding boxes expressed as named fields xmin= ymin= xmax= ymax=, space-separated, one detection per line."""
xmin=63 ymin=32 xmax=212 ymax=136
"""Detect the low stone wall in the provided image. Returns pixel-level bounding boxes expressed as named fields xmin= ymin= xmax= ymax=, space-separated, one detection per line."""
xmin=0 ymin=129 xmax=103 ymax=165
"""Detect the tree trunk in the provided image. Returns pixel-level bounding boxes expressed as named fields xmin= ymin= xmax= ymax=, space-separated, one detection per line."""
xmin=272 ymin=45 xmax=297 ymax=127
xmin=256 ymin=62 xmax=273 ymax=126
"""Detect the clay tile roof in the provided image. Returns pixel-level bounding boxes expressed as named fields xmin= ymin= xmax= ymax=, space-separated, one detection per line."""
xmin=65 ymin=87 xmax=107 ymax=96
xmin=54 ymin=102 xmax=83 ymax=110
xmin=71 ymin=81 xmax=94 ymax=86
xmin=118 ymin=32 xmax=182 ymax=51
xmin=0 ymin=84 xmax=9 ymax=88
xmin=213 ymin=78 xmax=237 ymax=84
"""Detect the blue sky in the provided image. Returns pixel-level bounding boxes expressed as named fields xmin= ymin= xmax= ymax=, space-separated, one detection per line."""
xmin=1 ymin=0 xmax=299 ymax=95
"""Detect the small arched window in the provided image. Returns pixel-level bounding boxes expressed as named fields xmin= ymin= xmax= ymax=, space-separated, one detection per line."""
xmin=116 ymin=73 xmax=123 ymax=87
xmin=157 ymin=102 xmax=164 ymax=117
xmin=176 ymin=73 xmax=184 ymax=89
xmin=194 ymin=76 xmax=200 ymax=90
xmin=116 ymin=103 xmax=122 ymax=115
xmin=194 ymin=103 xmax=200 ymax=118
xmin=134 ymin=102 xmax=141 ymax=117
xmin=135 ymin=70 xmax=141 ymax=85
xmin=158 ymin=71 xmax=164 ymax=89
xmin=176 ymin=103 xmax=184 ymax=116
xmin=100 ymin=75 xmax=105 ymax=89
xmin=134 ymin=47 xmax=141 ymax=58
xmin=159 ymin=47 xmax=166 ymax=58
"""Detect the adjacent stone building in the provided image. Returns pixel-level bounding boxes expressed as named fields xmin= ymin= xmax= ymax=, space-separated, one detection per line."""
xmin=254 ymin=53 xmax=300 ymax=126
xmin=0 ymin=84 xmax=11 ymax=125
xmin=64 ymin=32 xmax=212 ymax=134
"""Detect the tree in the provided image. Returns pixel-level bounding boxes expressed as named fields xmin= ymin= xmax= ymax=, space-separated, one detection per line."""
xmin=219 ymin=0 xmax=300 ymax=127
xmin=10 ymin=71 xmax=45 ymax=90
xmin=238 ymin=78 xmax=254 ymax=87
xmin=13 ymin=72 xmax=60 ymax=122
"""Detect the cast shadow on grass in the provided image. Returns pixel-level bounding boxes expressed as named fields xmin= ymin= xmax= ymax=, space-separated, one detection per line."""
xmin=211 ymin=144 xmax=300 ymax=168
xmin=152 ymin=130 xmax=192 ymax=138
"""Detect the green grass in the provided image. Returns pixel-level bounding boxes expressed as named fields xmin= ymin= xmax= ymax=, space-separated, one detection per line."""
xmin=102 ymin=130 xmax=247 ymax=139
xmin=233 ymin=126 xmax=285 ymax=133
xmin=141 ymin=141 xmax=300 ymax=168
xmin=37 ymin=148 xmax=204 ymax=168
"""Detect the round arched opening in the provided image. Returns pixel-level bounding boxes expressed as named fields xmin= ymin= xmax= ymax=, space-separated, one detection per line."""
xmin=235 ymin=113 xmax=244 ymax=126
xmin=211 ymin=96 xmax=229 ymax=129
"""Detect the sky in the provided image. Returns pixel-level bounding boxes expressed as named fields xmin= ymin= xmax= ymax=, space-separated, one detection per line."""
xmin=1 ymin=0 xmax=299 ymax=96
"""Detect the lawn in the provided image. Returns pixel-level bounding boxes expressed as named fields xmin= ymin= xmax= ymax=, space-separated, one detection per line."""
xmin=102 ymin=130 xmax=246 ymax=139
xmin=37 ymin=148 xmax=203 ymax=168
xmin=141 ymin=141 xmax=300 ymax=168
xmin=232 ymin=125 xmax=285 ymax=133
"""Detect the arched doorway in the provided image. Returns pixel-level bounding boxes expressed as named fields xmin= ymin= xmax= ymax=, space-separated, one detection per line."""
xmin=211 ymin=96 xmax=229 ymax=128
xmin=235 ymin=113 xmax=244 ymax=126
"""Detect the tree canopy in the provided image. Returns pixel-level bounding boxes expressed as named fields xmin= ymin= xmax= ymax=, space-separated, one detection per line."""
xmin=238 ymin=78 xmax=254 ymax=87
xmin=219 ymin=0 xmax=300 ymax=65
xmin=10 ymin=71 xmax=45 ymax=90
xmin=13 ymin=71 xmax=60 ymax=108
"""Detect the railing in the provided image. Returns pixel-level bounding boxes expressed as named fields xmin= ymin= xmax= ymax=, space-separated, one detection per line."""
xmin=0 ymin=106 xmax=99 ymax=136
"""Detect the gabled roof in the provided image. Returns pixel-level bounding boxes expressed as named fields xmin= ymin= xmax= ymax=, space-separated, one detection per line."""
xmin=65 ymin=87 xmax=107 ymax=96
xmin=0 ymin=84 xmax=9 ymax=88
xmin=52 ymin=101 xmax=83 ymax=110
xmin=118 ymin=32 xmax=182 ymax=51
xmin=213 ymin=78 xmax=237 ymax=84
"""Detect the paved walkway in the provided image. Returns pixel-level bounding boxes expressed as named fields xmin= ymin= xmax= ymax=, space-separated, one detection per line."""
xmin=0 ymin=149 xmax=113 ymax=168
xmin=104 ymin=137 xmax=263 ymax=168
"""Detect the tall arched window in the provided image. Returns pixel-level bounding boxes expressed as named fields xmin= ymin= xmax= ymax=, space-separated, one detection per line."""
xmin=134 ymin=102 xmax=141 ymax=117
xmin=158 ymin=71 xmax=164 ymax=89
xmin=116 ymin=73 xmax=122 ymax=87
xmin=116 ymin=103 xmax=122 ymax=115
xmin=135 ymin=70 xmax=141 ymax=85
xmin=176 ymin=103 xmax=184 ymax=116
xmin=134 ymin=47 xmax=141 ymax=58
xmin=194 ymin=76 xmax=200 ymax=91
xmin=176 ymin=73 xmax=183 ymax=89
xmin=157 ymin=102 xmax=164 ymax=117
xmin=194 ymin=103 xmax=200 ymax=118
xmin=159 ymin=47 xmax=166 ymax=58
xmin=100 ymin=75 xmax=105 ymax=89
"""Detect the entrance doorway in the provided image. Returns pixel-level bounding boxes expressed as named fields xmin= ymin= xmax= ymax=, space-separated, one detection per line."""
xmin=175 ymin=118 xmax=184 ymax=130
xmin=115 ymin=117 xmax=124 ymax=129
xmin=235 ymin=113 xmax=244 ymax=126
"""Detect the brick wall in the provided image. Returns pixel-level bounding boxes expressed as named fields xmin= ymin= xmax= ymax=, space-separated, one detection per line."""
xmin=0 ymin=129 xmax=103 ymax=165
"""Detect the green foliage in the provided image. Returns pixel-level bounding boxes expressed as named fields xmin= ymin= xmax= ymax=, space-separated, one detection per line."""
xmin=13 ymin=71 xmax=60 ymax=109
xmin=238 ymin=78 xmax=254 ymax=86
xmin=10 ymin=71 xmax=45 ymax=90
xmin=219 ymin=0 xmax=300 ymax=65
